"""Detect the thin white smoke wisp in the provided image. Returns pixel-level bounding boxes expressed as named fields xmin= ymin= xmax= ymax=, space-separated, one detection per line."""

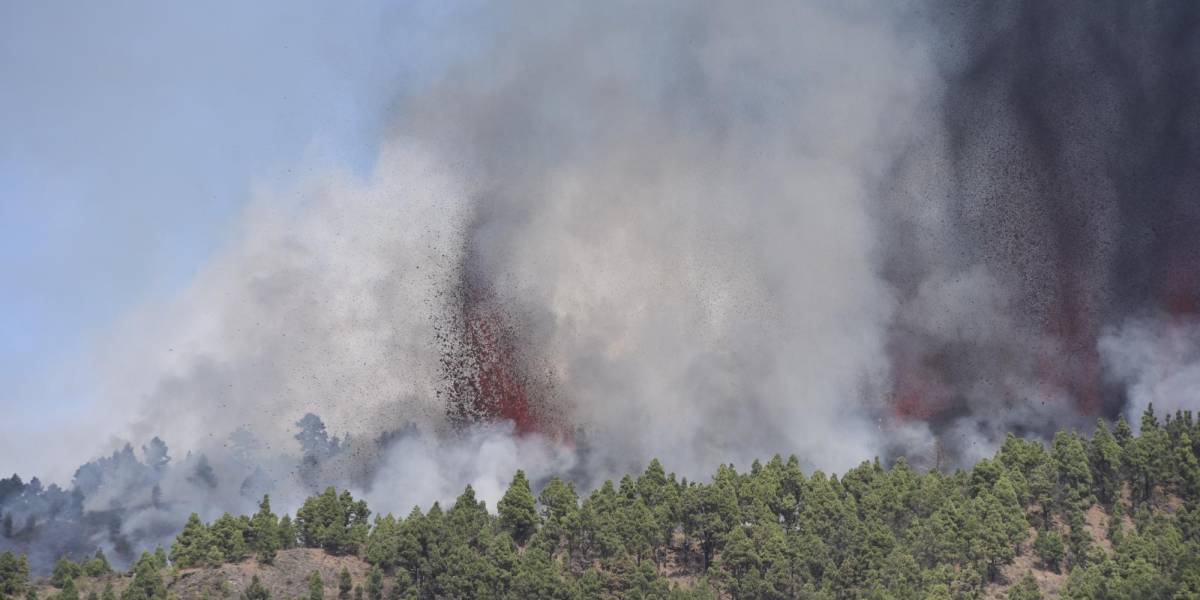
xmin=1101 ymin=316 xmax=1200 ymax=431
xmin=360 ymin=423 xmax=577 ymax=516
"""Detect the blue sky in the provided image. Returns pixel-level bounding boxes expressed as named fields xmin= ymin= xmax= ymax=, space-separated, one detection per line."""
xmin=0 ymin=1 xmax=477 ymax=476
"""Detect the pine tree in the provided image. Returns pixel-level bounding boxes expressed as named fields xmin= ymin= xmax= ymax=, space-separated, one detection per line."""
xmin=617 ymin=498 xmax=658 ymax=565
xmin=388 ymin=571 xmax=413 ymax=600
xmin=366 ymin=567 xmax=382 ymax=600
xmin=50 ymin=557 xmax=81 ymax=588
xmin=1088 ymin=420 xmax=1122 ymax=505
xmin=992 ymin=475 xmax=1030 ymax=550
xmin=968 ymin=491 xmax=1015 ymax=583
xmin=1127 ymin=404 xmax=1170 ymax=505
xmin=307 ymin=572 xmax=323 ymax=600
xmin=296 ymin=488 xmax=370 ymax=555
xmin=446 ymin=485 xmax=490 ymax=548
xmin=684 ymin=467 xmax=740 ymax=570
xmin=1027 ymin=462 xmax=1057 ymax=529
xmin=210 ymin=514 xmax=248 ymax=563
xmin=1113 ymin=557 xmax=1169 ymax=598
xmin=1064 ymin=508 xmax=1091 ymax=569
xmin=339 ymin=491 xmax=371 ymax=556
xmin=0 ymin=551 xmax=29 ymax=598
xmin=716 ymin=526 xmax=760 ymax=598
xmin=277 ymin=515 xmax=297 ymax=550
xmin=120 ymin=553 xmax=166 ymax=600
xmin=481 ymin=531 xmax=517 ymax=597
xmin=1052 ymin=431 xmax=1094 ymax=510
xmin=248 ymin=495 xmax=280 ymax=564
xmin=393 ymin=508 xmax=424 ymax=587
xmin=82 ymin=550 xmax=111 ymax=577
xmin=242 ymin=575 xmax=269 ymax=600
xmin=497 ymin=471 xmax=539 ymax=546
xmin=1007 ymin=572 xmax=1041 ymax=600
xmin=337 ymin=568 xmax=351 ymax=600
xmin=54 ymin=579 xmax=78 ymax=600
xmin=365 ymin=515 xmax=399 ymax=569
xmin=1174 ymin=432 xmax=1200 ymax=499
xmin=170 ymin=513 xmax=213 ymax=568
xmin=509 ymin=547 xmax=568 ymax=600
xmin=1032 ymin=529 xmax=1064 ymax=573
xmin=205 ymin=546 xmax=224 ymax=569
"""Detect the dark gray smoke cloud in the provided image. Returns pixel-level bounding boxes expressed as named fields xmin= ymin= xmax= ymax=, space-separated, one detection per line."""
xmin=880 ymin=1 xmax=1200 ymax=459
xmin=5 ymin=0 xmax=1200 ymax=573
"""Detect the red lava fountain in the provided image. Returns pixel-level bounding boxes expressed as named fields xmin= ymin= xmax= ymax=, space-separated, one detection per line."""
xmin=440 ymin=284 xmax=568 ymax=440
xmin=463 ymin=309 xmax=541 ymax=435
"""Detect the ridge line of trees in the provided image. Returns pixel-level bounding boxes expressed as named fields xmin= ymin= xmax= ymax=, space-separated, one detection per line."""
xmin=2 ymin=405 xmax=1198 ymax=599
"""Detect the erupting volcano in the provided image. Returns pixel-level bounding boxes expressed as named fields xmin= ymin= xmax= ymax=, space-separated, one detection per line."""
xmin=438 ymin=279 xmax=565 ymax=439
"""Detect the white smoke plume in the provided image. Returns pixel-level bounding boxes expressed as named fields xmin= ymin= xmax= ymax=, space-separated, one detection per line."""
xmin=101 ymin=144 xmax=468 ymax=456
xmin=1100 ymin=316 xmax=1200 ymax=430
xmin=10 ymin=0 xmax=1198 ymax=574
xmin=97 ymin=0 xmax=940 ymax=492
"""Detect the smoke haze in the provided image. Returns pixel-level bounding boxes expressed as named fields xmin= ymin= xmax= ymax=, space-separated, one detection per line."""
xmin=4 ymin=0 xmax=1199 ymax=573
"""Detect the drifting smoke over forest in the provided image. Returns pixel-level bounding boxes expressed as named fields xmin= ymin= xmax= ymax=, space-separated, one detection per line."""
xmin=3 ymin=0 xmax=1199 ymax=573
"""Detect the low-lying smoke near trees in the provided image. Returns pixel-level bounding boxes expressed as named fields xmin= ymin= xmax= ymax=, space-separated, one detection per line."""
xmin=4 ymin=0 xmax=1199 ymax=573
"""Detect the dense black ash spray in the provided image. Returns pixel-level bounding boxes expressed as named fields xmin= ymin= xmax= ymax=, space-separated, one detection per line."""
xmin=879 ymin=1 xmax=1200 ymax=459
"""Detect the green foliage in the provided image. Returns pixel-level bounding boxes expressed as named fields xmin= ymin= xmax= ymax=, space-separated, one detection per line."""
xmin=307 ymin=572 xmax=323 ymax=600
xmin=0 ymin=552 xmax=29 ymax=598
xmin=366 ymin=567 xmax=382 ymax=600
xmin=277 ymin=515 xmax=297 ymax=551
xmin=337 ymin=569 xmax=351 ymax=600
xmin=210 ymin=514 xmax=248 ymax=563
xmin=53 ymin=579 xmax=78 ymax=600
xmin=1053 ymin=430 xmax=1094 ymax=510
xmin=497 ymin=471 xmax=538 ymax=546
xmin=242 ymin=575 xmax=269 ymax=600
xmin=509 ymin=547 xmax=572 ymax=600
xmin=1033 ymin=529 xmax=1065 ymax=573
xmin=364 ymin=515 xmax=399 ymax=570
xmin=121 ymin=553 xmax=166 ymax=600
xmin=1007 ymin=572 xmax=1041 ymax=600
xmin=50 ymin=558 xmax=81 ymax=588
xmin=248 ymin=496 xmax=280 ymax=564
xmin=296 ymin=489 xmax=370 ymax=556
xmin=170 ymin=514 xmax=212 ymax=568
xmin=1089 ymin=420 xmax=1123 ymax=505
xmin=136 ymin=421 xmax=1200 ymax=599
xmin=205 ymin=546 xmax=225 ymax=569
xmin=81 ymin=550 xmax=112 ymax=577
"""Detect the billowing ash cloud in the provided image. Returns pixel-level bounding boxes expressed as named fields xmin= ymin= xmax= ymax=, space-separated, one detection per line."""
xmin=5 ymin=0 xmax=1200 ymax=573
xmin=103 ymin=0 xmax=939 ymax=477
xmin=879 ymin=1 xmax=1200 ymax=461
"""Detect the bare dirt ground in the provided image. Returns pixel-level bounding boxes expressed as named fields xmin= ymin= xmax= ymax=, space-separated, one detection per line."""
xmin=33 ymin=549 xmax=373 ymax=600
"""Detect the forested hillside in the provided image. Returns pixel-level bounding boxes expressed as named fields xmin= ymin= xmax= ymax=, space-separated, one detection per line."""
xmin=3 ymin=405 xmax=1199 ymax=599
